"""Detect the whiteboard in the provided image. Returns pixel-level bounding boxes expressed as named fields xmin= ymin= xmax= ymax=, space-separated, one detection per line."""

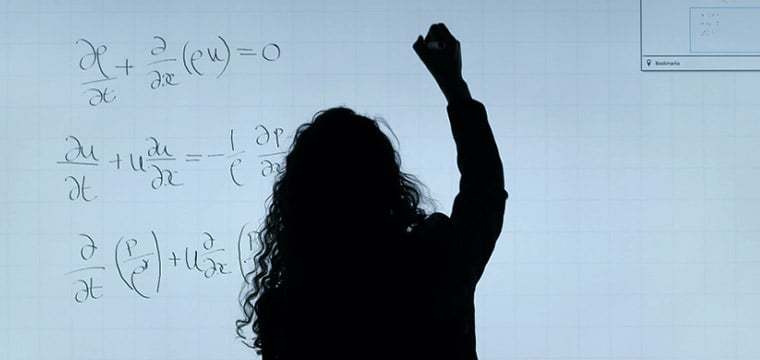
xmin=2 ymin=1 xmax=760 ymax=359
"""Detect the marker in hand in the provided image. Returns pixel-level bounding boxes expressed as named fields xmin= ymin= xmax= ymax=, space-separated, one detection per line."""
xmin=425 ymin=40 xmax=446 ymax=50
xmin=414 ymin=24 xmax=470 ymax=102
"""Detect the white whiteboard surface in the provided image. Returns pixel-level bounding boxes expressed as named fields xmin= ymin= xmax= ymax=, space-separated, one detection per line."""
xmin=2 ymin=1 xmax=760 ymax=359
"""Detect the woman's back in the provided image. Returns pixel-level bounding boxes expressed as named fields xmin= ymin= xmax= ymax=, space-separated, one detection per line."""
xmin=258 ymin=223 xmax=470 ymax=360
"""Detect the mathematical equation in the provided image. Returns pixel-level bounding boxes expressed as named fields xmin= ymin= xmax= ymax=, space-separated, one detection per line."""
xmin=696 ymin=10 xmax=721 ymax=37
xmin=57 ymin=124 xmax=287 ymax=201
xmin=63 ymin=224 xmax=259 ymax=303
xmin=76 ymin=35 xmax=281 ymax=106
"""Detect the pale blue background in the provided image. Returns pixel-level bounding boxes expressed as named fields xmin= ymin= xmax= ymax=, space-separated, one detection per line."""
xmin=2 ymin=0 xmax=760 ymax=359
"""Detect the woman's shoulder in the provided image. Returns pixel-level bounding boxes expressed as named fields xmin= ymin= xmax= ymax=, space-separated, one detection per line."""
xmin=403 ymin=212 xmax=454 ymax=259
xmin=410 ymin=212 xmax=453 ymax=235
xmin=404 ymin=212 xmax=465 ymax=282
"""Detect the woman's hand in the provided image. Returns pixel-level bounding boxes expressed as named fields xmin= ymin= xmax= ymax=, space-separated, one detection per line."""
xmin=413 ymin=23 xmax=471 ymax=102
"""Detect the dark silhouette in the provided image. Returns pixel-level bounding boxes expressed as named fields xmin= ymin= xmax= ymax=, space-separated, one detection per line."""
xmin=237 ymin=23 xmax=507 ymax=360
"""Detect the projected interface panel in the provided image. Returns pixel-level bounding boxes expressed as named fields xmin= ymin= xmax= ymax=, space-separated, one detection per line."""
xmin=642 ymin=0 xmax=760 ymax=71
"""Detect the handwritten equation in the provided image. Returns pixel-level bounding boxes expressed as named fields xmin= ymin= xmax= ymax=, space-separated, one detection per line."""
xmin=690 ymin=7 xmax=760 ymax=54
xmin=57 ymin=124 xmax=287 ymax=201
xmin=696 ymin=10 xmax=720 ymax=37
xmin=76 ymin=35 xmax=281 ymax=106
xmin=63 ymin=224 xmax=259 ymax=303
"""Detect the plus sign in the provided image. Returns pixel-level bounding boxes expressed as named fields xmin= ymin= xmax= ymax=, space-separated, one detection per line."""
xmin=115 ymin=58 xmax=133 ymax=76
xmin=169 ymin=251 xmax=182 ymax=267
xmin=108 ymin=153 xmax=123 ymax=169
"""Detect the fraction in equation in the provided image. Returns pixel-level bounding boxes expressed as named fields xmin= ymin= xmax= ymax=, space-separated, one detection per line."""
xmin=76 ymin=35 xmax=281 ymax=106
xmin=56 ymin=124 xmax=288 ymax=201
xmin=65 ymin=224 xmax=259 ymax=302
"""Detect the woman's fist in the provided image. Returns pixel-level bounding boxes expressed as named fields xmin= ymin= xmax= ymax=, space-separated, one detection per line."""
xmin=413 ymin=23 xmax=471 ymax=102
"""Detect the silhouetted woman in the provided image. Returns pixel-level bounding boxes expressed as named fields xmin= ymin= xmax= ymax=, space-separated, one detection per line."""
xmin=237 ymin=23 xmax=507 ymax=360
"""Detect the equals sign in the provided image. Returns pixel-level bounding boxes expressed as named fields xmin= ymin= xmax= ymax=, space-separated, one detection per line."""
xmin=185 ymin=154 xmax=203 ymax=162
xmin=237 ymin=48 xmax=257 ymax=56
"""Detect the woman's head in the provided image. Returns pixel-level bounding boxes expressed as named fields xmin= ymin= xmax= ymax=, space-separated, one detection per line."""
xmin=285 ymin=107 xmax=401 ymax=222
xmin=283 ymin=108 xmax=406 ymax=265
xmin=237 ymin=107 xmax=430 ymax=353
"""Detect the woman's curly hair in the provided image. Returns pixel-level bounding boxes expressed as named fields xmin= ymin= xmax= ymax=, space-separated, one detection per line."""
xmin=236 ymin=107 xmax=432 ymax=355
